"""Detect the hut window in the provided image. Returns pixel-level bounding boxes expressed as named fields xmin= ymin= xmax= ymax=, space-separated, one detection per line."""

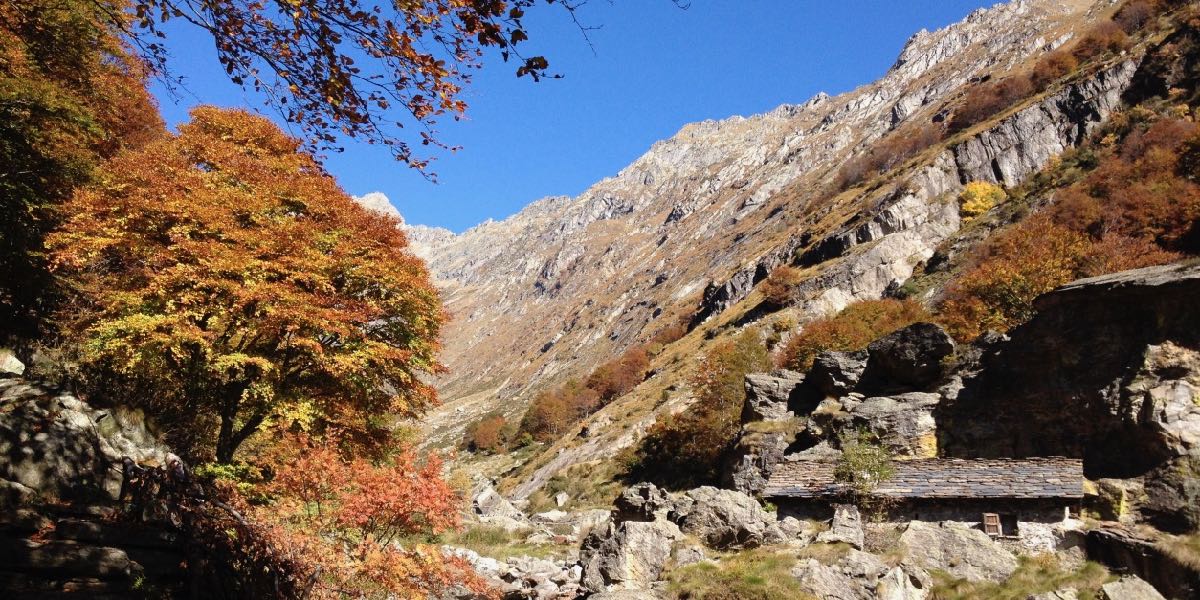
xmin=982 ymin=513 xmax=1001 ymax=536
xmin=983 ymin=513 xmax=1019 ymax=537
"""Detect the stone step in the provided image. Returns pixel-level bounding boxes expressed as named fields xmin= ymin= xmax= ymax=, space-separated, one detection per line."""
xmin=0 ymin=538 xmax=139 ymax=581
xmin=52 ymin=517 xmax=179 ymax=549
xmin=0 ymin=572 xmax=130 ymax=599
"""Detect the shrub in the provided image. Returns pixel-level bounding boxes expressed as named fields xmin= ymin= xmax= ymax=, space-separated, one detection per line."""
xmin=834 ymin=430 xmax=895 ymax=496
xmin=958 ymin=181 xmax=1007 ymax=219
xmin=515 ymin=343 xmax=652 ymax=443
xmin=1029 ymin=50 xmax=1079 ymax=90
xmin=778 ymin=299 xmax=932 ymax=371
xmin=586 ymin=345 xmax=651 ymax=403
xmin=836 ymin=122 xmax=943 ymax=189
xmin=1071 ymin=21 xmax=1131 ymax=62
xmin=464 ymin=414 xmax=510 ymax=453
xmin=950 ymin=76 xmax=1034 ymax=132
xmin=759 ymin=265 xmax=805 ymax=306
xmin=627 ymin=330 xmax=769 ymax=488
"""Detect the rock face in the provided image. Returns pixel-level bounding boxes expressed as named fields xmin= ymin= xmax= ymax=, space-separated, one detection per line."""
xmin=416 ymin=0 xmax=1125 ymax=455
xmin=939 ymin=263 xmax=1200 ymax=530
xmin=898 ymin=521 xmax=1017 ymax=582
xmin=1086 ymin=525 xmax=1200 ymax=600
xmin=863 ymin=323 xmax=955 ymax=391
xmin=0 ymin=377 xmax=175 ymax=501
xmin=743 ymin=370 xmax=805 ymax=422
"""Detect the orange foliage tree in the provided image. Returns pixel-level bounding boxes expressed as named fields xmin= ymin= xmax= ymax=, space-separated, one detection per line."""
xmin=259 ymin=436 xmax=492 ymax=599
xmin=49 ymin=107 xmax=444 ymax=462
xmin=627 ymin=329 xmax=769 ymax=488
xmin=0 ymin=0 xmax=162 ymax=340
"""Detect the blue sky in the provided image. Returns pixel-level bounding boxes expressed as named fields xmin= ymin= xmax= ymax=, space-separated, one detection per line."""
xmin=149 ymin=1 xmax=997 ymax=232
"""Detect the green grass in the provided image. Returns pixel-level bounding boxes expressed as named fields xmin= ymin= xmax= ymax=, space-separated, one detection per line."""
xmin=428 ymin=525 xmax=568 ymax=560
xmin=931 ymin=554 xmax=1113 ymax=600
xmin=1159 ymin=532 xmax=1200 ymax=570
xmin=795 ymin=541 xmax=852 ymax=565
xmin=666 ymin=549 xmax=818 ymax=600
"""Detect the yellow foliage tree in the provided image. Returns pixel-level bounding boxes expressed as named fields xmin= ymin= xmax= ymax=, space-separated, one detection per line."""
xmin=958 ymin=181 xmax=1007 ymax=219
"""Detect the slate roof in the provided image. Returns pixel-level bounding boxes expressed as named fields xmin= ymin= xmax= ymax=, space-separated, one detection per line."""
xmin=763 ymin=457 xmax=1084 ymax=500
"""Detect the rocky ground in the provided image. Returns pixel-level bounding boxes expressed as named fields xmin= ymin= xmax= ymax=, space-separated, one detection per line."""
xmin=441 ymin=263 xmax=1200 ymax=599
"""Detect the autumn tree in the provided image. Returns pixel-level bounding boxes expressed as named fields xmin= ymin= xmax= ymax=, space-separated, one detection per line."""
xmin=938 ymin=114 xmax=1194 ymax=341
xmin=49 ymin=106 xmax=444 ymax=462
xmin=258 ymin=435 xmax=491 ymax=598
xmin=627 ymin=329 xmax=769 ymax=488
xmin=112 ymin=0 xmax=584 ymax=171
xmin=0 ymin=0 xmax=162 ymax=342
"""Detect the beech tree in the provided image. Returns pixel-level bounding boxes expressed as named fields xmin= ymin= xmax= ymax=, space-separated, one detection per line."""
xmin=1 ymin=0 xmax=163 ymax=340
xmin=49 ymin=106 xmax=444 ymax=462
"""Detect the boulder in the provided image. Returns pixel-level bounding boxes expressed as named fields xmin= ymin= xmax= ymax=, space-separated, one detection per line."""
xmin=672 ymin=544 xmax=707 ymax=567
xmin=863 ymin=323 xmax=955 ymax=390
xmin=587 ymin=590 xmax=661 ymax=600
xmin=898 ymin=521 xmax=1017 ymax=582
xmin=807 ymin=351 xmax=868 ymax=398
xmin=816 ymin=504 xmax=864 ymax=549
xmin=742 ymin=370 xmax=804 ymax=421
xmin=0 ymin=349 xmax=23 ymax=376
xmin=0 ymin=478 xmax=35 ymax=510
xmin=0 ymin=378 xmax=175 ymax=500
xmin=554 ymin=492 xmax=570 ymax=507
xmin=613 ymin=483 xmax=676 ymax=522
xmin=1030 ymin=590 xmax=1079 ymax=600
xmin=791 ymin=558 xmax=872 ymax=600
xmin=579 ymin=519 xmax=683 ymax=593
xmin=672 ymin=486 xmax=783 ymax=549
xmin=472 ymin=485 xmax=524 ymax=521
xmin=876 ymin=566 xmax=930 ymax=600
xmin=848 ymin=392 xmax=941 ymax=458
xmin=1100 ymin=576 xmax=1167 ymax=600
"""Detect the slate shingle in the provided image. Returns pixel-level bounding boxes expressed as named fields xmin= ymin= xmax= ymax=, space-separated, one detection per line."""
xmin=763 ymin=457 xmax=1083 ymax=500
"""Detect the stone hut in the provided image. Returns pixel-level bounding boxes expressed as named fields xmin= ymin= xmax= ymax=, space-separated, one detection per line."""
xmin=763 ymin=457 xmax=1083 ymax=540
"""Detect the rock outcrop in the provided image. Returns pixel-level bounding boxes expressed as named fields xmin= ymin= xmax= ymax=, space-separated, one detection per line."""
xmin=673 ymin=486 xmax=785 ymax=549
xmin=898 ymin=521 xmax=1018 ymax=582
xmin=939 ymin=263 xmax=1200 ymax=530
xmin=0 ymin=378 xmax=174 ymax=502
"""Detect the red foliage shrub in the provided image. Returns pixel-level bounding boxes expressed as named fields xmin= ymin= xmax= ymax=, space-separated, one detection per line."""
xmin=950 ymin=76 xmax=1035 ymax=132
xmin=836 ymin=122 xmax=943 ymax=189
xmin=778 ymin=299 xmax=932 ymax=371
xmin=759 ymin=265 xmax=805 ymax=306
xmin=626 ymin=330 xmax=769 ymax=488
xmin=1030 ymin=50 xmax=1080 ymax=90
xmin=1072 ymin=21 xmax=1131 ymax=61
xmin=464 ymin=414 xmax=509 ymax=453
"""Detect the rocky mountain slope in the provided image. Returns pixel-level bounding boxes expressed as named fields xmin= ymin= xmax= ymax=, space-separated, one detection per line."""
xmin=413 ymin=0 xmax=1120 ymax=450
